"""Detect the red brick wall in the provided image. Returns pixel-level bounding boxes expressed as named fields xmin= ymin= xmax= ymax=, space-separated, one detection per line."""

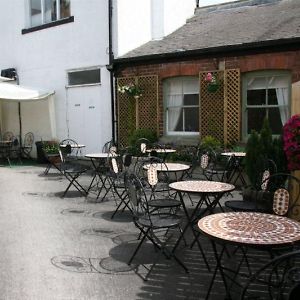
xmin=117 ymin=49 xmax=300 ymax=136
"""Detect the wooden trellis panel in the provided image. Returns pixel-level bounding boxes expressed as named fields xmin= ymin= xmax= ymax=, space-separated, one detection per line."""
xmin=224 ymin=69 xmax=240 ymax=144
xmin=200 ymin=69 xmax=240 ymax=145
xmin=136 ymin=75 xmax=158 ymax=132
xmin=200 ymin=70 xmax=225 ymax=143
xmin=117 ymin=75 xmax=158 ymax=146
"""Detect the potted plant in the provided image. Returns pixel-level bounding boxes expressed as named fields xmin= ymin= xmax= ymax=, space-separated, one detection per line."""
xmin=204 ymin=72 xmax=220 ymax=93
xmin=42 ymin=140 xmax=61 ymax=164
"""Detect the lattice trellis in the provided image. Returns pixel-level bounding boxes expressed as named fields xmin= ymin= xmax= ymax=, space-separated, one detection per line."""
xmin=224 ymin=69 xmax=240 ymax=144
xmin=200 ymin=70 xmax=225 ymax=143
xmin=117 ymin=75 xmax=158 ymax=146
xmin=200 ymin=69 xmax=240 ymax=144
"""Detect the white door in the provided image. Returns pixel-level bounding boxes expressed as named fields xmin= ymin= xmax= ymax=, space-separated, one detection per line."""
xmin=66 ymin=86 xmax=103 ymax=154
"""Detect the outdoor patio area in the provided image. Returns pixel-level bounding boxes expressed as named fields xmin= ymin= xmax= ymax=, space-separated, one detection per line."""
xmin=0 ymin=161 xmax=296 ymax=300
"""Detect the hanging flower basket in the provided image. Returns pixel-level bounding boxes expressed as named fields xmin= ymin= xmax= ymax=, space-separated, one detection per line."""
xmin=205 ymin=72 xmax=220 ymax=93
xmin=118 ymin=82 xmax=143 ymax=98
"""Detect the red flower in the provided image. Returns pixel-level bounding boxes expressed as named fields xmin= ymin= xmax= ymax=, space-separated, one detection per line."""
xmin=283 ymin=114 xmax=300 ymax=170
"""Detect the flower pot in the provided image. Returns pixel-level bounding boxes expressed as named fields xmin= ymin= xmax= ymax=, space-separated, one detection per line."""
xmin=207 ymin=83 xmax=219 ymax=93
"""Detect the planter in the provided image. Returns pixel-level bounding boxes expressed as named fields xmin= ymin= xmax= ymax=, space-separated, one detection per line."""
xmin=207 ymin=83 xmax=220 ymax=93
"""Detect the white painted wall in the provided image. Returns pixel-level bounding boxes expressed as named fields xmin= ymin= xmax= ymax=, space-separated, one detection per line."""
xmin=0 ymin=0 xmax=197 ymax=158
xmin=0 ymin=0 xmax=112 ymax=156
xmin=115 ymin=0 xmax=196 ymax=56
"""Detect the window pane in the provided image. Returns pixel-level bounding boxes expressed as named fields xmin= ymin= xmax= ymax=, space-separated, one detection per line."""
xmin=247 ymin=108 xmax=266 ymax=134
xmin=184 ymin=107 xmax=199 ymax=132
xmin=183 ymin=94 xmax=198 ymax=106
xmin=247 ymin=89 xmax=266 ymax=105
xmin=268 ymin=89 xmax=278 ymax=105
xmin=168 ymin=108 xmax=182 ymax=131
xmin=30 ymin=0 xmax=42 ymax=26
xmin=68 ymin=69 xmax=101 ymax=86
xmin=45 ymin=0 xmax=57 ymax=22
xmin=60 ymin=0 xmax=71 ymax=18
xmin=268 ymin=107 xmax=283 ymax=134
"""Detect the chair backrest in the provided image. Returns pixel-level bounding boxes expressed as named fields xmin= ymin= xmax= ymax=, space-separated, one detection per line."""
xmin=261 ymin=173 xmax=300 ymax=217
xmin=102 ymin=140 xmax=113 ymax=153
xmin=135 ymin=138 xmax=151 ymax=156
xmin=60 ymin=139 xmax=79 ymax=157
xmin=127 ymin=173 xmax=151 ymax=221
xmin=2 ymin=131 xmax=14 ymax=141
xmin=23 ymin=132 xmax=34 ymax=146
xmin=241 ymin=249 xmax=300 ymax=300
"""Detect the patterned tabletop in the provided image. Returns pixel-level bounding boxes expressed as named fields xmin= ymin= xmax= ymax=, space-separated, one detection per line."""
xmin=60 ymin=144 xmax=86 ymax=149
xmin=144 ymin=162 xmax=190 ymax=172
xmin=169 ymin=180 xmax=235 ymax=193
xmin=221 ymin=152 xmax=246 ymax=157
xmin=198 ymin=212 xmax=300 ymax=246
xmin=146 ymin=149 xmax=176 ymax=153
xmin=85 ymin=153 xmax=116 ymax=159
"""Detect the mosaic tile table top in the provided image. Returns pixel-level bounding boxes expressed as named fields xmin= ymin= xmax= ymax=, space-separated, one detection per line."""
xmin=60 ymin=144 xmax=86 ymax=149
xmin=85 ymin=152 xmax=117 ymax=159
xmin=221 ymin=152 xmax=246 ymax=157
xmin=144 ymin=162 xmax=190 ymax=172
xmin=198 ymin=212 xmax=300 ymax=246
xmin=146 ymin=149 xmax=176 ymax=153
xmin=169 ymin=180 xmax=235 ymax=193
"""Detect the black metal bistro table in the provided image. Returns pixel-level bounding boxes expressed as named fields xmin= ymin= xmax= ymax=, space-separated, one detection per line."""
xmin=198 ymin=212 xmax=300 ymax=299
xmin=169 ymin=180 xmax=235 ymax=270
xmin=85 ymin=152 xmax=116 ymax=201
xmin=221 ymin=152 xmax=246 ymax=185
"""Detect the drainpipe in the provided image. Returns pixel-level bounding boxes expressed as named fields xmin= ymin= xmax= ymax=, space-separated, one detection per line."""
xmin=196 ymin=0 xmax=199 ymax=8
xmin=107 ymin=0 xmax=116 ymax=143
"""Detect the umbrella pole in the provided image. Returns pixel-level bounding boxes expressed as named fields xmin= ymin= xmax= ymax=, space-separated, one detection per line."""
xmin=18 ymin=102 xmax=22 ymax=147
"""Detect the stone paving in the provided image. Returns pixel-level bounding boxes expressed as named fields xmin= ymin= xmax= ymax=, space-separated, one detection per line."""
xmin=0 ymin=161 xmax=257 ymax=300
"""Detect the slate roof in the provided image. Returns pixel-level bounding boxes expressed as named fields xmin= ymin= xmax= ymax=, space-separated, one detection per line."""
xmin=116 ymin=0 xmax=300 ymax=62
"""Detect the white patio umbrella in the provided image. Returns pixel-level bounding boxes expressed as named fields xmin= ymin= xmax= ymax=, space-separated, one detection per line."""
xmin=0 ymin=82 xmax=56 ymax=145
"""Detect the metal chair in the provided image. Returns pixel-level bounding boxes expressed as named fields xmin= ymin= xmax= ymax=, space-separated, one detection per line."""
xmin=21 ymin=132 xmax=34 ymax=158
xmin=126 ymin=173 xmax=188 ymax=280
xmin=136 ymin=157 xmax=181 ymax=212
xmin=59 ymin=143 xmax=88 ymax=198
xmin=108 ymin=153 xmax=133 ymax=218
xmin=225 ymin=172 xmax=300 ymax=218
xmin=240 ymin=249 xmax=300 ymax=300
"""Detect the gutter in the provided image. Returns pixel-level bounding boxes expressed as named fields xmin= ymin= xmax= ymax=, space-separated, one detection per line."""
xmin=113 ymin=37 xmax=300 ymax=68
xmin=107 ymin=0 xmax=116 ymax=143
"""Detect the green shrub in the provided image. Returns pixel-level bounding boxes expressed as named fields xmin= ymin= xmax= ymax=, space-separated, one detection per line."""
xmin=42 ymin=140 xmax=60 ymax=154
xmin=128 ymin=128 xmax=158 ymax=147
xmin=199 ymin=135 xmax=222 ymax=152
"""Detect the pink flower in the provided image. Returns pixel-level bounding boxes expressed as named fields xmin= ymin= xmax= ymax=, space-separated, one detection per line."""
xmin=205 ymin=72 xmax=213 ymax=82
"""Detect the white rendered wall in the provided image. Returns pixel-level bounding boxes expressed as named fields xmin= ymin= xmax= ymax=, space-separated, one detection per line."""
xmin=0 ymin=0 xmax=112 ymax=156
xmin=115 ymin=0 xmax=196 ymax=56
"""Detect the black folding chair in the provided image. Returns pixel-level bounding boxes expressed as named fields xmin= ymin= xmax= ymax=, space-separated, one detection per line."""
xmin=127 ymin=173 xmax=188 ymax=280
xmin=59 ymin=143 xmax=88 ymax=198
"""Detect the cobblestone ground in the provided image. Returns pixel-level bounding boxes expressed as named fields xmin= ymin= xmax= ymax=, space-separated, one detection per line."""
xmin=0 ymin=162 xmax=246 ymax=300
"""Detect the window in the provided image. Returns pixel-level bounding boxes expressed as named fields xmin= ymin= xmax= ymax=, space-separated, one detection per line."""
xmin=164 ymin=77 xmax=199 ymax=135
xmin=30 ymin=0 xmax=70 ymax=27
xmin=243 ymin=71 xmax=290 ymax=136
xmin=67 ymin=68 xmax=101 ymax=87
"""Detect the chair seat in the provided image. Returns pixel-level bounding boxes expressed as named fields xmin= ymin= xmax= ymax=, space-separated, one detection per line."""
xmin=225 ymin=200 xmax=271 ymax=213
xmin=148 ymin=198 xmax=181 ymax=208
xmin=62 ymin=163 xmax=87 ymax=174
xmin=138 ymin=213 xmax=182 ymax=229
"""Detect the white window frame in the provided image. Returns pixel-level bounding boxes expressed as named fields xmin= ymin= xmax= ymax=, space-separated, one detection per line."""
xmin=242 ymin=70 xmax=291 ymax=139
xmin=164 ymin=76 xmax=199 ymax=136
xmin=66 ymin=66 xmax=101 ymax=88
xmin=29 ymin=0 xmax=70 ymax=27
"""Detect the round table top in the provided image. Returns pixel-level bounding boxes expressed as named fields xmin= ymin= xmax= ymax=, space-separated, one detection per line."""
xmin=60 ymin=144 xmax=86 ymax=149
xmin=198 ymin=212 xmax=300 ymax=246
xmin=85 ymin=152 xmax=116 ymax=159
xmin=221 ymin=152 xmax=246 ymax=157
xmin=144 ymin=162 xmax=190 ymax=172
xmin=146 ymin=149 xmax=176 ymax=154
xmin=169 ymin=180 xmax=235 ymax=193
